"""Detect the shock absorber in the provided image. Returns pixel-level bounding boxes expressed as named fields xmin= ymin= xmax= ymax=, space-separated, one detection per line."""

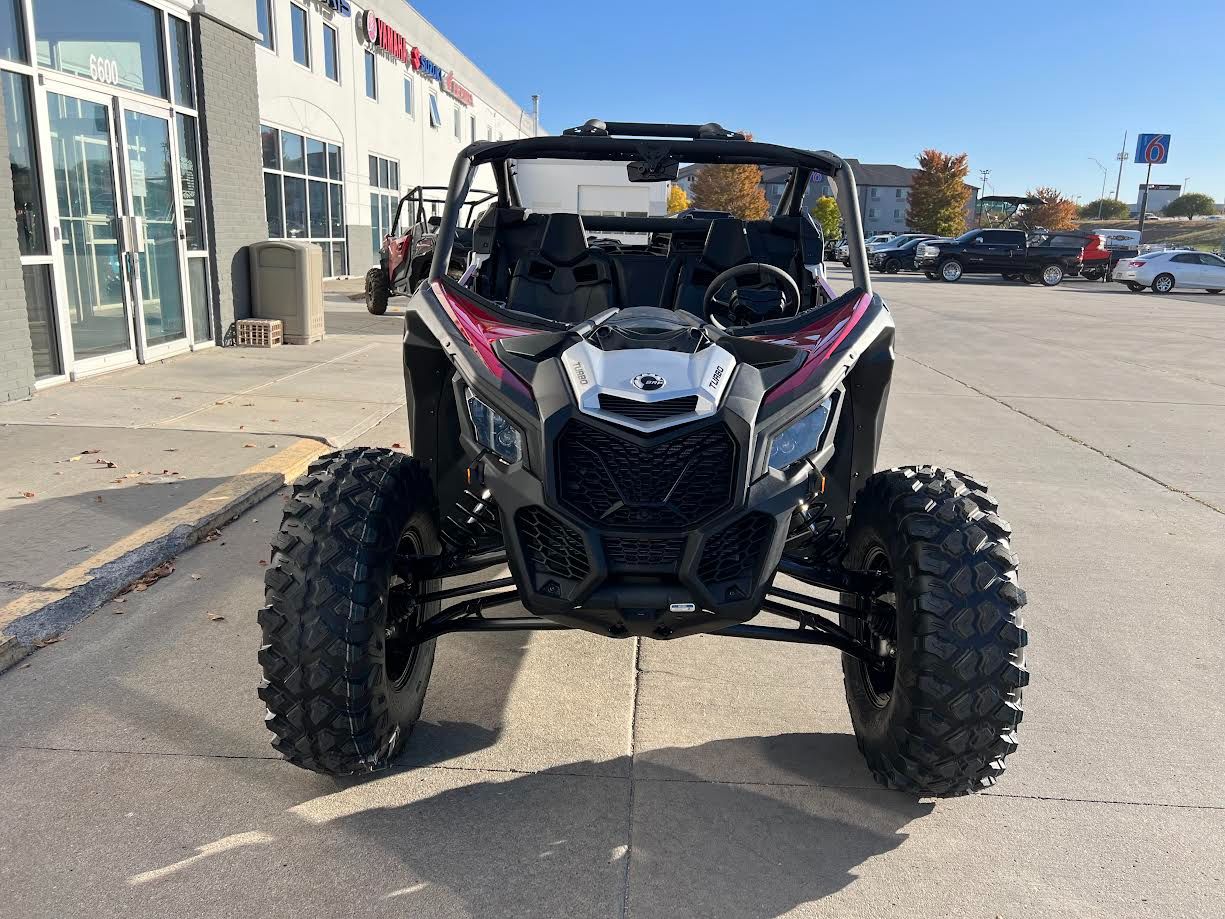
xmin=784 ymin=474 xmax=843 ymax=565
xmin=440 ymin=466 xmax=502 ymax=553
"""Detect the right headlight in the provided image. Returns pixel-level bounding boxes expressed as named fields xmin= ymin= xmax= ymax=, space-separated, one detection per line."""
xmin=768 ymin=397 xmax=834 ymax=471
xmin=465 ymin=389 xmax=524 ymax=464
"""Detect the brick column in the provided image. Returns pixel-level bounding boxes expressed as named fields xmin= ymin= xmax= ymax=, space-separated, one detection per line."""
xmin=192 ymin=13 xmax=267 ymax=340
xmin=0 ymin=83 xmax=36 ymax=403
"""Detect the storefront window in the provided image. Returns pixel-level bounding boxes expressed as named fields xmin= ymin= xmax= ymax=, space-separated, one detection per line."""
xmin=261 ymin=124 xmax=346 ymax=275
xmin=1 ymin=0 xmax=26 ymax=63
xmin=24 ymin=266 xmax=62 ymax=379
xmin=35 ymin=0 xmax=168 ymax=100
xmin=264 ymin=173 xmax=283 ymax=237
xmin=2 ymin=71 xmax=47 ymax=255
xmin=281 ymin=131 xmax=305 ymax=174
xmin=176 ymin=113 xmax=203 ymax=249
xmin=169 ymin=16 xmax=193 ymax=107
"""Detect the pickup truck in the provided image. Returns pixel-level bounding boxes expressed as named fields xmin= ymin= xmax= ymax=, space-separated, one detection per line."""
xmin=914 ymin=228 xmax=1083 ymax=286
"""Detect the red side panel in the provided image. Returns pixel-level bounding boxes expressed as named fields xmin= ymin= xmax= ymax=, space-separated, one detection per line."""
xmin=431 ymin=281 xmax=534 ymax=395
xmin=387 ymin=234 xmax=411 ymax=277
xmin=754 ymin=292 xmax=872 ymax=404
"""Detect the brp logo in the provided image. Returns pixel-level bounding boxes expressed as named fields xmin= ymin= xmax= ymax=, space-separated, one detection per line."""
xmin=632 ymin=373 xmax=665 ymax=392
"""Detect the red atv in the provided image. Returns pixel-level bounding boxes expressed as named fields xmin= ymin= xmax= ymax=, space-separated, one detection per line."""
xmin=365 ymin=186 xmax=496 ymax=315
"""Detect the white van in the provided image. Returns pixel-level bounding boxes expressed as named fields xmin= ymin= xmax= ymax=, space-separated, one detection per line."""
xmin=1097 ymin=229 xmax=1142 ymax=251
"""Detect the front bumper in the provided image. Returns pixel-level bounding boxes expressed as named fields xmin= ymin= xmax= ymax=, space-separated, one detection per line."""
xmin=479 ymin=412 xmax=815 ymax=639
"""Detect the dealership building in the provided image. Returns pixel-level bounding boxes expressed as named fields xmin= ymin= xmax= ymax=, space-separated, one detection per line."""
xmin=0 ymin=0 xmax=537 ymax=402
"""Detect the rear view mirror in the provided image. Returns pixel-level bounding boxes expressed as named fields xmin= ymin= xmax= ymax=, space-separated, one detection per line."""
xmin=428 ymin=215 xmax=442 ymax=229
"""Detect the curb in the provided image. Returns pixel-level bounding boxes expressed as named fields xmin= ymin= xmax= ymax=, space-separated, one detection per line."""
xmin=0 ymin=438 xmax=328 ymax=671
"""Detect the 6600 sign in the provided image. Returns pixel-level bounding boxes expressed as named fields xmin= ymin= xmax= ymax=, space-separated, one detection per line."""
xmin=89 ymin=55 xmax=121 ymax=86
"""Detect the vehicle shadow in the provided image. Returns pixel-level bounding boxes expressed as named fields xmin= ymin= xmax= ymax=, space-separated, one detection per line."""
xmin=315 ymin=732 xmax=932 ymax=919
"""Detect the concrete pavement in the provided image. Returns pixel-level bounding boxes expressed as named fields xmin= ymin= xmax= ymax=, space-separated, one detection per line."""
xmin=0 ymin=292 xmax=404 ymax=657
xmin=0 ymin=272 xmax=1222 ymax=917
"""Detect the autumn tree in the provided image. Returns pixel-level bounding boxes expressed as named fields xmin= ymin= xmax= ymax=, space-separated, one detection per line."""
xmin=1164 ymin=193 xmax=1217 ymax=220
xmin=907 ymin=150 xmax=971 ymax=236
xmin=1079 ymin=198 xmax=1130 ymax=220
xmin=1018 ymin=186 xmax=1080 ymax=231
xmin=810 ymin=196 xmax=841 ymax=241
xmin=689 ymin=134 xmax=769 ymax=220
xmin=667 ymin=184 xmax=690 ymax=214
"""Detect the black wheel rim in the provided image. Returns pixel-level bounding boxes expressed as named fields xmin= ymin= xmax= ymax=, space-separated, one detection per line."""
xmin=859 ymin=546 xmax=897 ymax=707
xmin=386 ymin=529 xmax=427 ymax=688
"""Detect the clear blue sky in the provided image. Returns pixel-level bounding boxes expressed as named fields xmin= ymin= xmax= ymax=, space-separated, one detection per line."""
xmin=411 ymin=0 xmax=1225 ymax=206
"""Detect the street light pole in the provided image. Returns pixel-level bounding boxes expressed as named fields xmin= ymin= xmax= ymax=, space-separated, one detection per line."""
xmin=1114 ymin=131 xmax=1128 ymax=200
xmin=1090 ymin=158 xmax=1108 ymax=218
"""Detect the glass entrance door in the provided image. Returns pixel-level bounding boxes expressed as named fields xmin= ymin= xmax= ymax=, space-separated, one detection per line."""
xmin=120 ymin=106 xmax=187 ymax=355
xmin=45 ymin=88 xmax=136 ymax=371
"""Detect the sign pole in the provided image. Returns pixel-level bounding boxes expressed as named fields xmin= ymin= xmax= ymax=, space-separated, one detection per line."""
xmin=1138 ymin=162 xmax=1153 ymax=238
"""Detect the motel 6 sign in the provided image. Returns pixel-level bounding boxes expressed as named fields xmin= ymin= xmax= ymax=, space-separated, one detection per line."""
xmin=1136 ymin=134 xmax=1171 ymax=165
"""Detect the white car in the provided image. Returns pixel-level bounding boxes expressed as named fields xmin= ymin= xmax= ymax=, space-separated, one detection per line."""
xmin=836 ymin=234 xmax=896 ymax=265
xmin=1112 ymin=249 xmax=1225 ymax=294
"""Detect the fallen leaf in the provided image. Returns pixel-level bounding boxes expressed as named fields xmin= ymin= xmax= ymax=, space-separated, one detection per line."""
xmin=391 ymin=442 xmax=403 ymax=448
xmin=18 ymin=491 xmax=34 ymax=498
xmin=33 ymin=636 xmax=62 ymax=648
xmin=68 ymin=455 xmax=81 ymax=462
xmin=95 ymin=495 xmax=103 ymax=503
xmin=112 ymin=597 xmax=127 ymax=604
xmin=239 ymin=425 xmax=245 ymax=430
xmin=164 ymin=448 xmax=178 ymax=452
xmin=112 ymin=607 xmax=124 ymax=615
xmin=258 ymin=560 xmax=268 ymax=566
xmin=207 ymin=613 xmax=225 ymax=622
xmin=121 ymin=561 xmax=175 ymax=595
xmin=190 ymin=574 xmax=202 ymax=580
xmin=80 ymin=449 xmax=100 ymax=455
xmin=243 ymin=443 xmax=256 ymax=448
xmin=202 ymin=529 xmax=222 ymax=542
xmin=242 ymin=402 xmax=255 ymax=407
xmin=173 ymin=396 xmax=182 ymax=400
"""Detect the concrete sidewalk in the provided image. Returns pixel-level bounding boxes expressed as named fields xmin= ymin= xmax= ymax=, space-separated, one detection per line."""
xmin=0 ymin=292 xmax=407 ymax=663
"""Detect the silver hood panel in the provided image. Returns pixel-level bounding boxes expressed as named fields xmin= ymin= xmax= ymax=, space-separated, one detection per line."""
xmin=561 ymin=340 xmax=737 ymax=433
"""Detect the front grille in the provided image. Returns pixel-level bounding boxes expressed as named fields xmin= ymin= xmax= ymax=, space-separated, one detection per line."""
xmin=598 ymin=394 xmax=699 ymax=422
xmin=603 ymin=536 xmax=686 ymax=570
xmin=556 ymin=421 xmax=736 ymax=529
xmin=516 ymin=507 xmax=590 ymax=581
xmin=698 ymin=513 xmax=775 ymax=583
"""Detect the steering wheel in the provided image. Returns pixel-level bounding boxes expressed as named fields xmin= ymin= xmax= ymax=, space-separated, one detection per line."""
xmin=702 ymin=262 xmax=801 ymax=324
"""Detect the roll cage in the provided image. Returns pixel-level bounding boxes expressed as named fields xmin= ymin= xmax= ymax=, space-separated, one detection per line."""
xmin=428 ymin=120 xmax=873 ymax=296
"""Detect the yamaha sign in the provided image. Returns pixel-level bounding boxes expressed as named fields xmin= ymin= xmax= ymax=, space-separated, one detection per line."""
xmin=361 ymin=8 xmax=472 ymax=105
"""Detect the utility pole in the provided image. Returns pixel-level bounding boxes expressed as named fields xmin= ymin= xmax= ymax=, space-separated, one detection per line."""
xmin=1090 ymin=157 xmax=1108 ymax=218
xmin=531 ymin=94 xmax=540 ymax=136
xmin=978 ymin=169 xmax=991 ymax=195
xmin=1114 ymin=130 xmax=1128 ymax=200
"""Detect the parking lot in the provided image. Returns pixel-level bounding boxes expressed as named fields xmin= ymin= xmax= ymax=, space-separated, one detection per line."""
xmin=1 ymin=270 xmax=1222 ymax=918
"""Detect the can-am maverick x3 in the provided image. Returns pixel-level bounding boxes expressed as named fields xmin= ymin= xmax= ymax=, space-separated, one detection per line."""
xmin=260 ymin=121 xmax=1028 ymax=795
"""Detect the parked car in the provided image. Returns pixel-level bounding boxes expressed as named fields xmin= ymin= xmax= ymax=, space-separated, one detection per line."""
xmin=1028 ymin=232 xmax=1132 ymax=282
xmin=914 ymin=228 xmax=1083 ymax=286
xmin=837 ymin=233 xmax=897 ymax=266
xmin=868 ymin=235 xmax=942 ymax=273
xmin=1112 ymin=249 xmax=1225 ymax=294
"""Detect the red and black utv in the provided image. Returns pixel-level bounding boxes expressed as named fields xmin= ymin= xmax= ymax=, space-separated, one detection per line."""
xmin=364 ymin=185 xmax=496 ymax=314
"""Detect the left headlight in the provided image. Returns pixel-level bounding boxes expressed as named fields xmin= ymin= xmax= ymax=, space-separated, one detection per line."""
xmin=768 ymin=397 xmax=834 ymax=471
xmin=466 ymin=389 xmax=523 ymax=464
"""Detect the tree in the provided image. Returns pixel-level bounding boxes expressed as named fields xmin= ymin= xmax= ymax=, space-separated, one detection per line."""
xmin=809 ymin=196 xmax=841 ymax=241
xmin=1164 ymin=193 xmax=1217 ymax=220
xmin=1018 ymin=186 xmax=1079 ymax=231
xmin=907 ymin=149 xmax=971 ymax=236
xmin=689 ymin=134 xmax=769 ymax=220
xmin=1079 ymin=198 xmax=1131 ymax=220
xmin=666 ymin=184 xmax=690 ymax=214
